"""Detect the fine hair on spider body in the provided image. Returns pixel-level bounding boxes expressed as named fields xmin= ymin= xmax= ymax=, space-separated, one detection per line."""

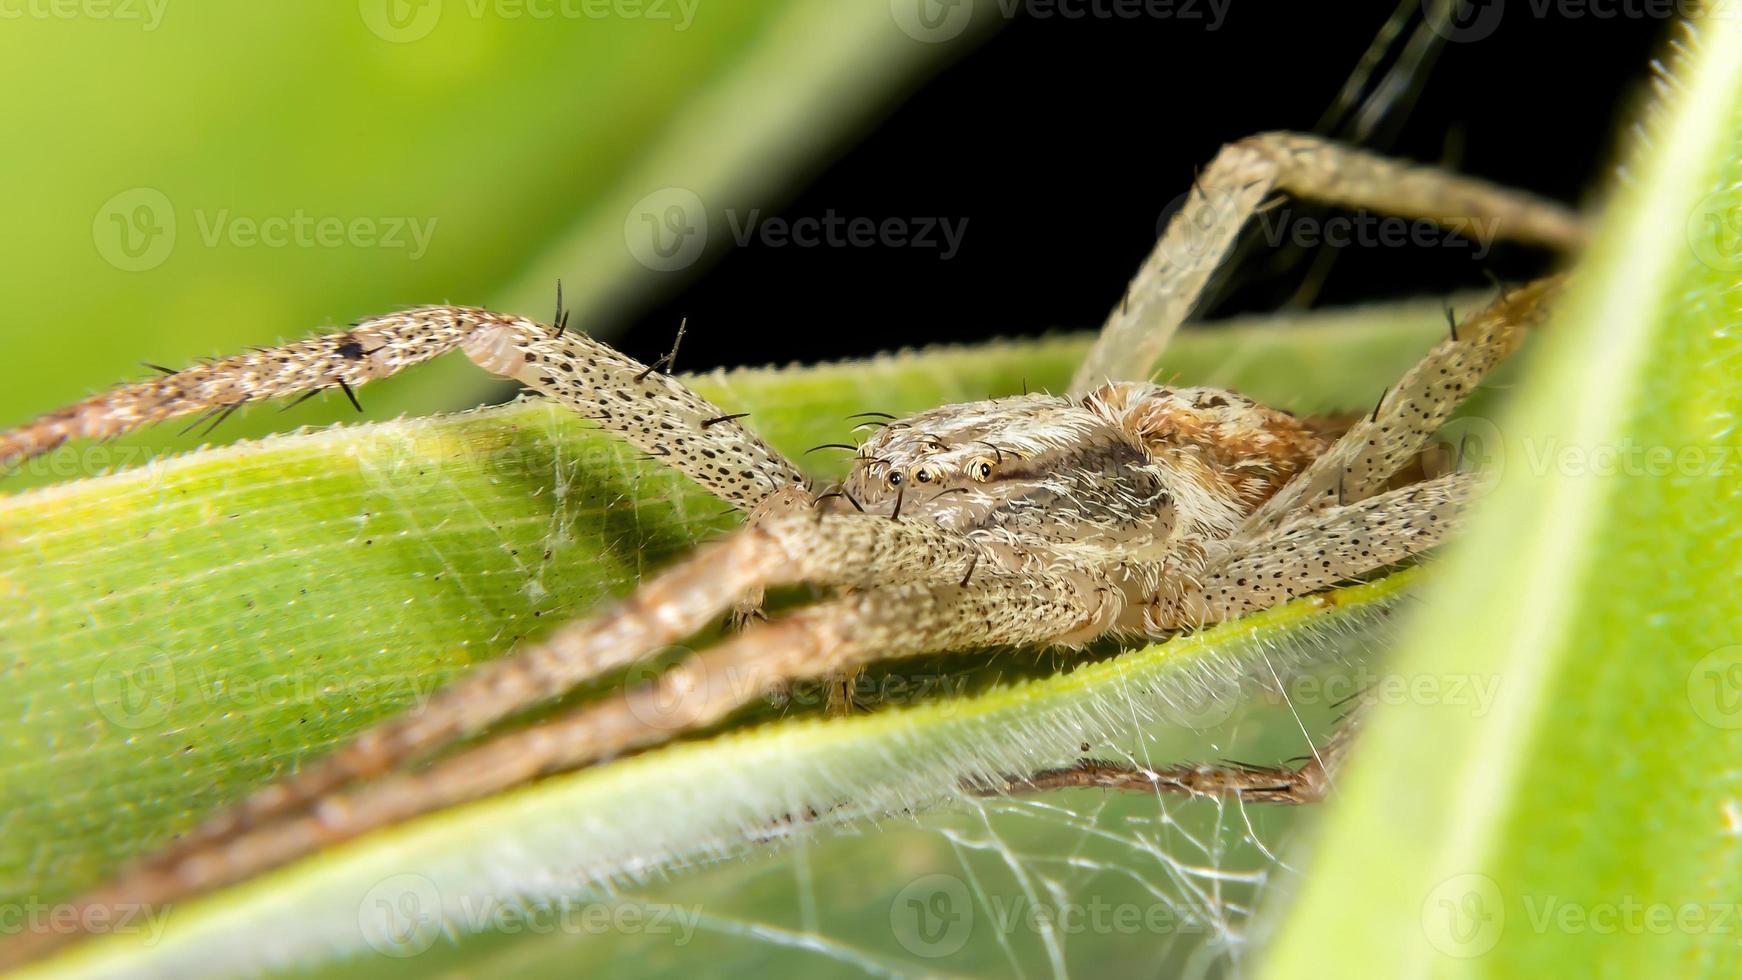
xmin=0 ymin=131 xmax=1585 ymax=968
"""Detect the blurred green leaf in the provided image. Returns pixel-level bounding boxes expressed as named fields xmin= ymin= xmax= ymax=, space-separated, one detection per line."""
xmin=1264 ymin=17 xmax=1742 ymax=978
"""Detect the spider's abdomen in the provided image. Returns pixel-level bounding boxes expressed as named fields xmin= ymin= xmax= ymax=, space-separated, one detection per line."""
xmin=1082 ymin=381 xmax=1332 ymax=510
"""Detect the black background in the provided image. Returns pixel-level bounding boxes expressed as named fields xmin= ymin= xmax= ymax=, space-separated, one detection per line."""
xmin=610 ymin=2 xmax=1668 ymax=372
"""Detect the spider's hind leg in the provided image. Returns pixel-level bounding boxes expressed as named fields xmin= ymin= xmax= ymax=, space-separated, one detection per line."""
xmin=1239 ymin=275 xmax=1562 ymax=537
xmin=1073 ymin=131 xmax=1585 ymax=395
xmin=991 ymin=697 xmax=1369 ymax=806
xmin=1148 ymin=472 xmax=1479 ymax=630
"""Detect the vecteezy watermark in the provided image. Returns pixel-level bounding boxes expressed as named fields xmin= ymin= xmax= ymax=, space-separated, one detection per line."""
xmin=890 ymin=874 xmax=974 ymax=957
xmin=1150 ymin=190 xmax=1503 ymax=263
xmin=1688 ymin=187 xmax=1742 ymax=272
xmin=360 ymin=874 xmax=445 ymax=957
xmin=725 ymin=210 xmax=968 ymax=261
xmin=888 ymin=0 xmax=1228 ymax=44
xmin=772 ymin=671 xmax=974 ymax=711
xmin=1423 ymin=0 xmax=1716 ymax=43
xmin=1520 ymin=438 xmax=1741 ymax=481
xmin=93 ymin=187 xmax=176 ymax=272
xmin=0 ymin=0 xmax=168 ymax=29
xmin=1255 ymin=207 xmax=1503 ymax=260
xmin=1257 ymin=666 xmax=1503 ymax=718
xmin=1520 ymin=895 xmax=1742 ymax=938
xmin=91 ymin=648 xmax=448 ymax=732
xmin=889 ymin=874 xmax=1226 ymax=958
xmin=0 ymin=899 xmax=173 ymax=945
xmin=624 ymin=187 xmax=708 ymax=272
xmin=1687 ymin=646 xmax=1742 ymax=729
xmin=193 ymin=209 xmax=437 ymax=260
xmin=93 ymin=189 xmax=438 ymax=271
xmin=1422 ymin=873 xmax=1506 ymax=957
xmin=624 ymin=186 xmax=969 ymax=271
xmin=358 ymin=875 xmax=701 ymax=958
xmin=1423 ymin=871 xmax=1742 ymax=958
xmin=359 ymin=0 xmax=700 ymax=43
xmin=611 ymin=650 xmax=973 ymax=732
xmin=618 ymin=646 xmax=719 ymax=733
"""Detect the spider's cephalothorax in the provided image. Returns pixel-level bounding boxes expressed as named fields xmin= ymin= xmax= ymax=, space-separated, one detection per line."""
xmin=0 ymin=132 xmax=1583 ymax=967
xmin=834 ymin=384 xmax=1337 ymax=633
xmin=840 ymin=385 xmax=1326 ymax=545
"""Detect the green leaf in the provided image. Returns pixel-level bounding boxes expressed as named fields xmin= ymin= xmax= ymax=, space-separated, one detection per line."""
xmin=1263 ymin=19 xmax=1742 ymax=978
xmin=0 ymin=0 xmax=956 ymax=490
xmin=3 ymin=299 xmax=1454 ymax=976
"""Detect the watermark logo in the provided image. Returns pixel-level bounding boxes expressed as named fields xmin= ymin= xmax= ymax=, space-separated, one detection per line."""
xmin=892 ymin=0 xmax=1229 ymax=41
xmin=891 ymin=873 xmax=973 ymax=957
xmin=93 ymin=187 xmax=176 ymax=272
xmin=363 ymin=0 xmax=700 ymax=37
xmin=1433 ymin=414 xmax=1507 ymax=498
xmin=1687 ymin=188 xmax=1742 ymax=272
xmin=91 ymin=648 xmax=177 ymax=730
xmin=625 ymin=187 xmax=708 ymax=272
xmin=0 ymin=0 xmax=168 ymax=29
xmin=1262 ymin=666 xmax=1503 ymax=718
xmin=1422 ymin=873 xmax=1505 ymax=957
xmin=889 ymin=0 xmax=975 ymax=42
xmin=1154 ymin=189 xmax=1243 ymax=263
xmin=89 ymin=654 xmax=446 ymax=734
xmin=1422 ymin=0 xmax=1504 ymax=42
xmin=0 ymin=899 xmax=172 ymax=944
xmin=621 ymin=649 xmax=713 ymax=732
xmin=1688 ymin=646 xmax=1742 ymax=729
xmin=624 ymin=189 xmax=966 ymax=271
xmin=359 ymin=873 xmax=445 ymax=957
xmin=725 ymin=209 xmax=968 ymax=261
xmin=360 ymin=0 xmax=442 ymax=42
xmin=192 ymin=209 xmax=437 ymax=259
xmin=93 ymin=190 xmax=438 ymax=270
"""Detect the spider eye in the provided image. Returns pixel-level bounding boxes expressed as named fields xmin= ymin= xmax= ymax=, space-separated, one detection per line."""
xmin=969 ymin=456 xmax=996 ymax=482
xmin=910 ymin=464 xmax=942 ymax=484
xmin=886 ymin=470 xmax=903 ymax=487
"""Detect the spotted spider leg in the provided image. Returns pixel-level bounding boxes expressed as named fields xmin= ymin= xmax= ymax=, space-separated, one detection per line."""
xmin=1237 ymin=274 xmax=1563 ymax=537
xmin=1156 ymin=273 xmax=1567 ymax=625
xmin=0 ymin=305 xmax=807 ymax=510
xmin=1153 ymin=471 xmax=1477 ymax=628
xmin=6 ymin=517 xmax=1110 ymax=967
xmin=1118 ymin=279 xmax=1566 ymax=802
xmin=985 ymin=698 xmax=1369 ymax=806
xmin=121 ymin=511 xmax=994 ymax=876
xmin=1071 ymin=131 xmax=1586 ymax=395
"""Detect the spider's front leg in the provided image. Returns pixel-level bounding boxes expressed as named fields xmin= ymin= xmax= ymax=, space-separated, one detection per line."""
xmin=1239 ymin=275 xmax=1562 ymax=535
xmin=0 ymin=304 xmax=807 ymax=509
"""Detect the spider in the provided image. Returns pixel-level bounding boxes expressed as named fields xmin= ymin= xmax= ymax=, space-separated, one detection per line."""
xmin=0 ymin=131 xmax=1584 ymax=967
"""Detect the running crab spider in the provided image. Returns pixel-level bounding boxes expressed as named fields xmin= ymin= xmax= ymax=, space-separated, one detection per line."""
xmin=0 ymin=132 xmax=1583 ymax=966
